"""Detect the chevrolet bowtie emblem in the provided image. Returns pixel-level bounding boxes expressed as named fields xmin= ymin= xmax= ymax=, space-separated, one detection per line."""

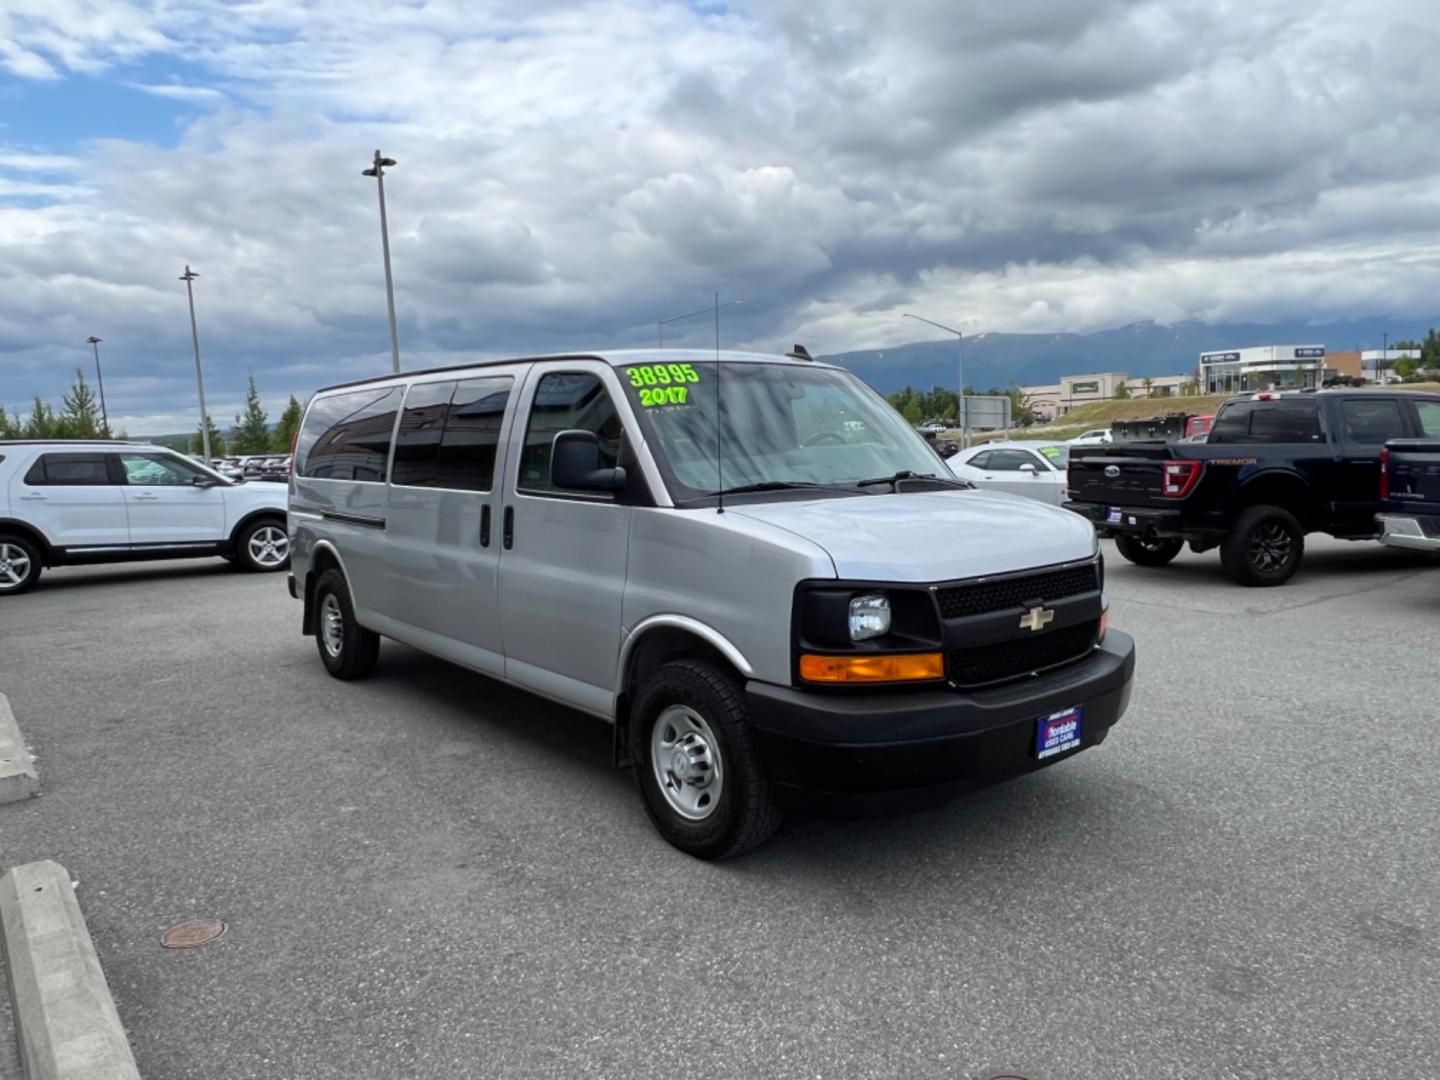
xmin=1019 ymin=606 xmax=1055 ymax=632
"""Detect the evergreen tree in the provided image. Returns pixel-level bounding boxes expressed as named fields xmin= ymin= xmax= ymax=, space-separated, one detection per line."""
xmin=23 ymin=395 xmax=58 ymax=438
xmin=191 ymin=414 xmax=225 ymax=457
xmin=229 ymin=376 xmax=271 ymax=454
xmin=271 ymin=395 xmax=304 ymax=452
xmin=901 ymin=398 xmax=924 ymax=425
xmin=1420 ymin=328 xmax=1440 ymax=372
xmin=1114 ymin=381 xmax=1131 ymax=400
xmin=0 ymin=405 xmax=19 ymax=439
xmin=58 ymin=368 xmax=104 ymax=438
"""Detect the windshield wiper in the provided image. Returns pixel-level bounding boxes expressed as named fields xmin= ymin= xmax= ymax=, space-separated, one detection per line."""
xmin=709 ymin=480 xmax=825 ymax=496
xmin=855 ymin=470 xmax=968 ymax=490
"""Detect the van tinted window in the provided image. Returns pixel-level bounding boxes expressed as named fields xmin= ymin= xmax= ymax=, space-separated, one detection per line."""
xmin=23 ymin=453 xmax=111 ymax=485
xmin=436 ymin=377 xmax=511 ymax=491
xmin=1209 ymin=400 xmax=1321 ymax=444
xmin=391 ymin=381 xmax=456 ymax=487
xmin=299 ymin=388 xmax=401 ymax=481
xmin=518 ymin=373 xmax=620 ymax=496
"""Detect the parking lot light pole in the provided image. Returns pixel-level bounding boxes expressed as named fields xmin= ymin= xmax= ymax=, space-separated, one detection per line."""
xmin=180 ymin=265 xmax=212 ymax=462
xmin=362 ymin=150 xmax=401 ymax=374
xmin=658 ymin=300 xmax=742 ymax=347
xmin=903 ymin=313 xmax=967 ymax=448
xmin=86 ymin=336 xmax=110 ymax=436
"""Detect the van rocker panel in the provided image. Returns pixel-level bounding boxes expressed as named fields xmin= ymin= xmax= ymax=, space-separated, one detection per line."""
xmin=746 ymin=630 xmax=1134 ymax=796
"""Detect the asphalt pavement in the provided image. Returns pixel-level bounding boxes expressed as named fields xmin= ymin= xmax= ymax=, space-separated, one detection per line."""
xmin=1 ymin=537 xmax=1436 ymax=1080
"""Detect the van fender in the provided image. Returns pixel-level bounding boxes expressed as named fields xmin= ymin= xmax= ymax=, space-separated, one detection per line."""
xmin=611 ymin=615 xmax=755 ymax=767
xmin=616 ymin=614 xmax=755 ymax=686
xmin=300 ymin=539 xmax=356 ymax=636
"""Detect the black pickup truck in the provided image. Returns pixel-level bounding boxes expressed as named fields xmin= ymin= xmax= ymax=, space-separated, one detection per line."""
xmin=1065 ymin=390 xmax=1440 ymax=585
xmin=1377 ymin=432 xmax=1440 ymax=552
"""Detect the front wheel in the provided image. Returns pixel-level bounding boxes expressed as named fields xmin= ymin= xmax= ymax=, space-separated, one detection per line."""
xmin=1114 ymin=534 xmax=1185 ymax=567
xmin=0 ymin=535 xmax=42 ymax=596
xmin=629 ymin=660 xmax=782 ymax=860
xmin=1221 ymin=505 xmax=1305 ymax=586
xmin=236 ymin=519 xmax=291 ymax=572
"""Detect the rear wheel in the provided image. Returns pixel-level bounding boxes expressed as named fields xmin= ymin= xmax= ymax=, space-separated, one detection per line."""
xmin=314 ymin=569 xmax=379 ymax=679
xmin=235 ymin=518 xmax=291 ymax=573
xmin=0 ymin=535 xmax=42 ymax=596
xmin=1221 ymin=505 xmax=1304 ymax=586
xmin=1113 ymin=534 xmax=1185 ymax=567
xmin=629 ymin=659 xmax=782 ymax=860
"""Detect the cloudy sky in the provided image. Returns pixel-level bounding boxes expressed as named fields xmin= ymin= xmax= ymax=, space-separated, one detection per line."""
xmin=3 ymin=0 xmax=1439 ymax=431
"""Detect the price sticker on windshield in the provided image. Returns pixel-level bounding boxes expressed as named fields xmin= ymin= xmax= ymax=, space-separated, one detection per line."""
xmin=624 ymin=363 xmax=701 ymax=408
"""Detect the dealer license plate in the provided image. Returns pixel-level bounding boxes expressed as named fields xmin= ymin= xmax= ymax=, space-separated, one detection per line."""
xmin=1035 ymin=706 xmax=1083 ymax=759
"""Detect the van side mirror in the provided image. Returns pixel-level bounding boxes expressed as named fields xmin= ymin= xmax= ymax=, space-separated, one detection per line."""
xmin=1019 ymin=463 xmax=1038 ymax=475
xmin=551 ymin=430 xmax=626 ymax=492
xmin=191 ymin=475 xmax=220 ymax=488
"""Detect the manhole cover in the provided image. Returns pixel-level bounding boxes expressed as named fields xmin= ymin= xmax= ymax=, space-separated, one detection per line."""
xmin=161 ymin=919 xmax=227 ymax=949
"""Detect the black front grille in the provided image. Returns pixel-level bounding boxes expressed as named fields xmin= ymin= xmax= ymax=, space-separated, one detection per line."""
xmin=949 ymin=619 xmax=1099 ymax=687
xmin=936 ymin=562 xmax=1098 ymax=619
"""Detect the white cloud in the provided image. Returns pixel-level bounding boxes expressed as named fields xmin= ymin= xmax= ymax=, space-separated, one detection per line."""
xmin=126 ymin=81 xmax=226 ymax=103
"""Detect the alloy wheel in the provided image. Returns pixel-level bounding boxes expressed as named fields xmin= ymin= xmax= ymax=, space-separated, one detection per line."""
xmin=0 ymin=543 xmax=32 ymax=590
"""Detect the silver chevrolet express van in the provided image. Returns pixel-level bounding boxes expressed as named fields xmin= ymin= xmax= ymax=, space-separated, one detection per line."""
xmin=287 ymin=349 xmax=1135 ymax=858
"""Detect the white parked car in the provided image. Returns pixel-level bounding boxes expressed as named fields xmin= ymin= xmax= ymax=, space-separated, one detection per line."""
xmin=947 ymin=441 xmax=1070 ymax=505
xmin=1070 ymin=428 xmax=1112 ymax=445
xmin=0 ymin=440 xmax=290 ymax=595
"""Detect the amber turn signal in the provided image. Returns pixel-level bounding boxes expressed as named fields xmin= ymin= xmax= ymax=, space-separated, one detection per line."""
xmin=799 ymin=652 xmax=945 ymax=683
xmin=1098 ymin=608 xmax=1110 ymax=641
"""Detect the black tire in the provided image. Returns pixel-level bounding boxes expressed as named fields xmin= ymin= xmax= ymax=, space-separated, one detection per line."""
xmin=1221 ymin=504 xmax=1305 ymax=587
xmin=1114 ymin=534 xmax=1185 ymax=567
xmin=629 ymin=659 xmax=782 ymax=860
xmin=0 ymin=534 xmax=43 ymax=596
xmin=314 ymin=569 xmax=380 ymax=679
xmin=235 ymin=517 xmax=291 ymax=573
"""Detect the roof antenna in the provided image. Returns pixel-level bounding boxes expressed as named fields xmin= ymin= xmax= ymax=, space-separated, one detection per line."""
xmin=786 ymin=344 xmax=813 ymax=361
xmin=715 ymin=291 xmax=724 ymax=514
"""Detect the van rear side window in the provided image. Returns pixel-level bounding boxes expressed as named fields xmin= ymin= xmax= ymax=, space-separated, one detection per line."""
xmin=392 ymin=377 xmax=511 ymax=491
xmin=298 ymin=388 xmax=402 ymax=481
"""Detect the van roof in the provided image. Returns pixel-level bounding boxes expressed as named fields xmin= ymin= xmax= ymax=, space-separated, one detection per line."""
xmin=313 ymin=348 xmax=831 ymax=395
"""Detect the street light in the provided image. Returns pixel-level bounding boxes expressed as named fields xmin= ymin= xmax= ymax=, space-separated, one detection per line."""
xmin=362 ymin=149 xmax=402 ymax=374
xmin=903 ymin=312 xmax=968 ymax=448
xmin=86 ymin=336 xmax=110 ymax=436
xmin=1382 ymin=331 xmax=1389 ymax=385
xmin=179 ymin=265 xmax=212 ymax=462
xmin=658 ymin=300 xmax=742 ymax=347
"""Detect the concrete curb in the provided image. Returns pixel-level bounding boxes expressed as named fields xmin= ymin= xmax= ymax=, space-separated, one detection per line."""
xmin=0 ymin=861 xmax=141 ymax=1080
xmin=0 ymin=693 xmax=40 ymax=805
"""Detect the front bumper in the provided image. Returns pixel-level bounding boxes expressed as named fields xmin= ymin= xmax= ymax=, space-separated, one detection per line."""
xmin=1377 ymin=513 xmax=1440 ymax=552
xmin=747 ymin=630 xmax=1135 ymax=808
xmin=1064 ymin=501 xmax=1186 ymax=538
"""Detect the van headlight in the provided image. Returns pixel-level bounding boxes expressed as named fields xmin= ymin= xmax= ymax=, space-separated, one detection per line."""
xmin=848 ymin=594 xmax=891 ymax=641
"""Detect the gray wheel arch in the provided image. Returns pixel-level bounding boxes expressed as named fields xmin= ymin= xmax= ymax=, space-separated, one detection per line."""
xmin=612 ymin=616 xmax=755 ymax=767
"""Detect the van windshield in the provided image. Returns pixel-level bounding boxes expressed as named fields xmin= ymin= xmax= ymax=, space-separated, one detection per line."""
xmin=618 ymin=361 xmax=947 ymax=502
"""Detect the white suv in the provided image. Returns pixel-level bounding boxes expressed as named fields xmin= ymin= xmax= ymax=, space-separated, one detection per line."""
xmin=0 ymin=440 xmax=291 ymax=595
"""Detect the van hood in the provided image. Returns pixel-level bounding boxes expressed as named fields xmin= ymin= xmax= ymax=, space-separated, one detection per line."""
xmin=729 ymin=489 xmax=1096 ymax=582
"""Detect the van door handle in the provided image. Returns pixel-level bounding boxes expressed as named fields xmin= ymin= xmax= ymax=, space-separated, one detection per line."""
xmin=20 ymin=493 xmax=46 ymax=501
xmin=480 ymin=504 xmax=491 ymax=547
xmin=503 ymin=506 xmax=514 ymax=550
xmin=132 ymin=493 xmax=159 ymax=501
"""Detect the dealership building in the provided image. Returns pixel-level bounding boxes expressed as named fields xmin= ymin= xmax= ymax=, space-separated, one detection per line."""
xmin=1198 ymin=345 xmax=1325 ymax=394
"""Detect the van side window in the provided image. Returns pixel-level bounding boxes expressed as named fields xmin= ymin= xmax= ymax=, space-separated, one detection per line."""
xmin=436 ymin=378 xmax=512 ymax=491
xmin=22 ymin=453 xmax=111 ymax=486
xmin=518 ymin=373 xmax=620 ymax=496
xmin=299 ymin=388 xmax=402 ymax=481
xmin=392 ymin=381 xmax=457 ymax=487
